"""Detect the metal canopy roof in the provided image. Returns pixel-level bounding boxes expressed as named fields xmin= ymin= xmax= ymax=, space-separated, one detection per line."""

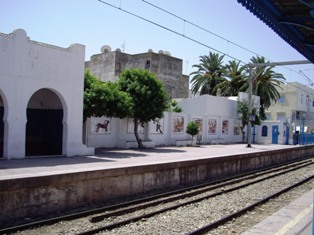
xmin=237 ymin=0 xmax=314 ymax=64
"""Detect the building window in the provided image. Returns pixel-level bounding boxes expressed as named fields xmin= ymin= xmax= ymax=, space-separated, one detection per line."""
xmin=312 ymin=101 xmax=314 ymax=107
xmin=262 ymin=126 xmax=268 ymax=137
xmin=145 ymin=59 xmax=151 ymax=69
xmin=265 ymin=113 xmax=271 ymax=120
xmin=277 ymin=113 xmax=285 ymax=121
xmin=277 ymin=96 xmax=285 ymax=104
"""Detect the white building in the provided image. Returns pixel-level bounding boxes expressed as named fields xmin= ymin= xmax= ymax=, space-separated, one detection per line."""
xmin=85 ymin=91 xmax=293 ymax=148
xmin=0 ymin=29 xmax=94 ymax=159
xmin=85 ymin=93 xmax=256 ymax=148
xmin=266 ymin=82 xmax=314 ymax=133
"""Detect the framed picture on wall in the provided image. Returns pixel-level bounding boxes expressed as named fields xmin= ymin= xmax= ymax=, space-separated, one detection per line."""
xmin=91 ymin=116 xmax=111 ymax=134
xmin=234 ymin=121 xmax=241 ymax=135
xmin=151 ymin=118 xmax=164 ymax=134
xmin=172 ymin=115 xmax=185 ymax=133
xmin=208 ymin=119 xmax=217 ymax=134
xmin=222 ymin=120 xmax=229 ymax=134
xmin=192 ymin=117 xmax=203 ymax=132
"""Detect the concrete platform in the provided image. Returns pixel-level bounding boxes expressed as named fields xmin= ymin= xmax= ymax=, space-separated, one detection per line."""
xmin=0 ymin=144 xmax=298 ymax=180
xmin=0 ymin=143 xmax=313 ymax=232
xmin=242 ymin=189 xmax=313 ymax=235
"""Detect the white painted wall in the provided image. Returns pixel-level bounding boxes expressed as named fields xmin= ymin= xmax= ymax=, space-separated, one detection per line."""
xmin=85 ymin=92 xmax=294 ymax=148
xmin=255 ymin=120 xmax=289 ymax=145
xmin=85 ymin=95 xmax=245 ymax=148
xmin=0 ymin=29 xmax=94 ymax=158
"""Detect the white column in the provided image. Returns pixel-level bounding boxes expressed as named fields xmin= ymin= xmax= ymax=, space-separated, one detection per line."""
xmin=3 ymin=115 xmax=26 ymax=159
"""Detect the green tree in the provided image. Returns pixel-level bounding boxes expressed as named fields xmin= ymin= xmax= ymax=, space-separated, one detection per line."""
xmin=190 ymin=52 xmax=226 ymax=96
xmin=217 ymin=60 xmax=247 ymax=96
xmin=83 ymin=70 xmax=133 ymax=121
xmin=236 ymin=99 xmax=261 ymax=142
xmin=167 ymin=99 xmax=183 ymax=113
xmin=249 ymin=56 xmax=286 ymax=109
xmin=118 ymin=68 xmax=168 ymax=148
xmin=186 ymin=121 xmax=200 ymax=145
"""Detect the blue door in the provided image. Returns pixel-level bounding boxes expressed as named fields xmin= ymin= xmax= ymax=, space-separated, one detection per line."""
xmin=285 ymin=126 xmax=289 ymax=145
xmin=272 ymin=125 xmax=279 ymax=144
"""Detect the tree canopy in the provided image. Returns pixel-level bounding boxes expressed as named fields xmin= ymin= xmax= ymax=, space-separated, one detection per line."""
xmin=190 ymin=53 xmax=286 ymax=110
xmin=118 ymin=69 xmax=168 ymax=148
xmin=84 ymin=69 xmax=168 ymax=149
xmin=190 ymin=52 xmax=226 ymax=95
xmin=186 ymin=121 xmax=200 ymax=145
xmin=249 ymin=56 xmax=285 ymax=109
xmin=83 ymin=70 xmax=133 ymax=121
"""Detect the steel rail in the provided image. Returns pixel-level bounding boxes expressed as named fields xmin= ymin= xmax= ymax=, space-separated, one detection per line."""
xmin=89 ymin=160 xmax=313 ymax=223
xmin=187 ymin=174 xmax=314 ymax=235
xmin=74 ymin=161 xmax=313 ymax=235
xmin=0 ymin=159 xmax=311 ymax=234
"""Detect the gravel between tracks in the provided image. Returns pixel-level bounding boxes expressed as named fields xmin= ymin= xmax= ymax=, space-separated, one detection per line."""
xmin=14 ymin=163 xmax=314 ymax=235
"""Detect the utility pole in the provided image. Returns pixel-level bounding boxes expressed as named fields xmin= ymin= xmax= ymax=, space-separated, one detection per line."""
xmin=247 ymin=66 xmax=253 ymax=148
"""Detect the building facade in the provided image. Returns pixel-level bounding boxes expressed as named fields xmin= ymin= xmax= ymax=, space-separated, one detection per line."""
xmin=0 ymin=29 xmax=94 ymax=159
xmin=265 ymin=82 xmax=314 ymax=133
xmin=85 ymin=91 xmax=296 ymax=148
xmin=85 ymin=46 xmax=189 ymax=98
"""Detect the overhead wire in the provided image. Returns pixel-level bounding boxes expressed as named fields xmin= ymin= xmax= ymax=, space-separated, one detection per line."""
xmin=97 ymin=0 xmax=313 ymax=89
xmin=141 ymin=0 xmax=314 ymax=87
xmin=141 ymin=0 xmax=261 ymax=58
xmin=97 ymin=0 xmax=242 ymax=62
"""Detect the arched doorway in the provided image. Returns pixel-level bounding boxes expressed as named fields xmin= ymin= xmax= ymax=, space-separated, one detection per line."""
xmin=26 ymin=89 xmax=63 ymax=156
xmin=0 ymin=95 xmax=4 ymax=158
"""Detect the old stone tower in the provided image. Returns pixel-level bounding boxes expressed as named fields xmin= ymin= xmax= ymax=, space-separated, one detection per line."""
xmin=85 ymin=46 xmax=189 ymax=98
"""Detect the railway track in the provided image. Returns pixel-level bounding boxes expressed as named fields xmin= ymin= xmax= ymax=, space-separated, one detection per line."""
xmin=1 ymin=158 xmax=313 ymax=235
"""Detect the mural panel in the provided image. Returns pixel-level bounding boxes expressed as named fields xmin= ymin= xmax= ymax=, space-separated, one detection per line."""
xmin=173 ymin=115 xmax=185 ymax=133
xmin=234 ymin=121 xmax=240 ymax=135
xmin=222 ymin=119 xmax=229 ymax=134
xmin=208 ymin=119 xmax=217 ymax=134
xmin=151 ymin=118 xmax=164 ymax=134
xmin=192 ymin=117 xmax=203 ymax=132
xmin=91 ymin=117 xmax=111 ymax=134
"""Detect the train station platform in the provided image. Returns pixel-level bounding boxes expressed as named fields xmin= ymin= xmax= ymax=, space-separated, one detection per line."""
xmin=242 ymin=189 xmax=313 ymax=235
xmin=0 ymin=144 xmax=297 ymax=180
xmin=0 ymin=143 xmax=313 ymax=234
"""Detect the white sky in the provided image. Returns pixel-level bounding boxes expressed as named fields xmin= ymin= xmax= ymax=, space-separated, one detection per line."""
xmin=1 ymin=0 xmax=314 ymax=86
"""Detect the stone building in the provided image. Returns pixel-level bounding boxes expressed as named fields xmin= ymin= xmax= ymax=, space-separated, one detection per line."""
xmin=85 ymin=46 xmax=189 ymax=98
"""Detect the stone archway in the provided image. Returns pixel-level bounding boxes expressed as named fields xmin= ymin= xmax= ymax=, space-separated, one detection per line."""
xmin=26 ymin=89 xmax=63 ymax=156
xmin=0 ymin=95 xmax=3 ymax=158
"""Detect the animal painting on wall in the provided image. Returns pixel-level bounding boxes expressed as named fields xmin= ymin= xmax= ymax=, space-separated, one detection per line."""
xmin=91 ymin=117 xmax=111 ymax=134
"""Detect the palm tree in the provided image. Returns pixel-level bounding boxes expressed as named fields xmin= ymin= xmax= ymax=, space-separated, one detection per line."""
xmin=190 ymin=52 xmax=226 ymax=96
xmin=249 ymin=56 xmax=286 ymax=110
xmin=217 ymin=60 xmax=247 ymax=96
